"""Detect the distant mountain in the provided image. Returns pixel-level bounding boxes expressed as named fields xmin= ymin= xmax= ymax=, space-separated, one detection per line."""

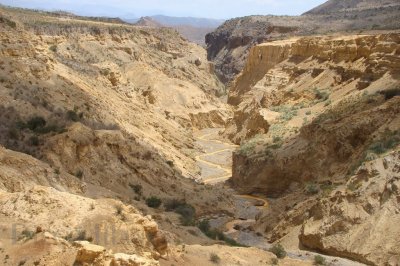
xmin=150 ymin=15 xmax=224 ymax=28
xmin=134 ymin=16 xmax=164 ymax=27
xmin=128 ymin=15 xmax=225 ymax=45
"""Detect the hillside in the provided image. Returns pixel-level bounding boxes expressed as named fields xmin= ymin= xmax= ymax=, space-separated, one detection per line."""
xmin=206 ymin=0 xmax=400 ymax=83
xmin=304 ymin=0 xmax=400 ymax=14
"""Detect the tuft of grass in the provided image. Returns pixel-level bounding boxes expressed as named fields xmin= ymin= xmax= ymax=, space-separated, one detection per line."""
xmin=146 ymin=196 xmax=162 ymax=208
xmin=210 ymin=253 xmax=221 ymax=264
xmin=269 ymin=243 xmax=287 ymax=259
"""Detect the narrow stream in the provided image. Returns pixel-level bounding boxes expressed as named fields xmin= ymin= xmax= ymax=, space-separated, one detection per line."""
xmin=194 ymin=128 xmax=365 ymax=266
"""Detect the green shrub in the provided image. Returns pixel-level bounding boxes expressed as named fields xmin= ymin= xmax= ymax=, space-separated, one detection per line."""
xmin=129 ymin=184 xmax=142 ymax=195
xmin=314 ymin=255 xmax=326 ymax=265
xmin=269 ymin=243 xmax=287 ymax=259
xmin=210 ymin=253 xmax=221 ymax=264
xmin=165 ymin=199 xmax=196 ymax=226
xmin=306 ymin=183 xmax=319 ymax=195
xmin=306 ymin=110 xmax=312 ymax=115
xmin=197 ymin=220 xmax=243 ymax=247
xmin=146 ymin=196 xmax=162 ymax=208
xmin=198 ymin=219 xmax=211 ymax=233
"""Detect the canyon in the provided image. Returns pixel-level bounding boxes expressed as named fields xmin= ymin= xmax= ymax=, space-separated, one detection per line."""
xmin=0 ymin=1 xmax=400 ymax=266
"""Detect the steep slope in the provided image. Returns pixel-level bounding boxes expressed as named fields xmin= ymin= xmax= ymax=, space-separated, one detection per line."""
xmin=206 ymin=0 xmax=400 ymax=84
xmin=224 ymin=33 xmax=400 ymax=264
xmin=0 ymin=7 xmax=248 ymax=266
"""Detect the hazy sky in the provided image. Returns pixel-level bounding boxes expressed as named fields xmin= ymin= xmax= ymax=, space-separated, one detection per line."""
xmin=0 ymin=0 xmax=327 ymax=19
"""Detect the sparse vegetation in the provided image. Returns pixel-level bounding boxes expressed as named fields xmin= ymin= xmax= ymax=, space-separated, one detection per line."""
xmin=19 ymin=230 xmax=35 ymax=241
xmin=165 ymin=199 xmax=196 ymax=226
xmin=379 ymin=88 xmax=400 ymax=100
xmin=314 ymin=88 xmax=330 ymax=102
xmin=129 ymin=183 xmax=142 ymax=195
xmin=146 ymin=196 xmax=162 ymax=208
xmin=268 ymin=243 xmax=287 ymax=259
xmin=366 ymin=129 xmax=400 ymax=156
xmin=197 ymin=220 xmax=244 ymax=247
xmin=314 ymin=255 xmax=326 ymax=265
xmin=306 ymin=183 xmax=320 ymax=195
xmin=210 ymin=253 xmax=221 ymax=264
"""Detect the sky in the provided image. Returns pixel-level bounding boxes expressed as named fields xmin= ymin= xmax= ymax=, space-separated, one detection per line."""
xmin=0 ymin=0 xmax=327 ymax=19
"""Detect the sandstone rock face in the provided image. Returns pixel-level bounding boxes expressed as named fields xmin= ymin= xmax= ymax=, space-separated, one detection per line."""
xmin=230 ymin=34 xmax=400 ymax=195
xmin=299 ymin=151 xmax=400 ymax=265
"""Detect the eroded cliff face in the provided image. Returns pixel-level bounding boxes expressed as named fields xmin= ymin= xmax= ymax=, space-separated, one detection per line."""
xmin=0 ymin=7 xmax=240 ymax=266
xmin=206 ymin=0 xmax=400 ymax=85
xmin=227 ymin=33 xmax=400 ymax=265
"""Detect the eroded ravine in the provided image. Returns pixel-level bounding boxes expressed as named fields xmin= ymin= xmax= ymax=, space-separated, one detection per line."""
xmin=194 ymin=128 xmax=366 ymax=266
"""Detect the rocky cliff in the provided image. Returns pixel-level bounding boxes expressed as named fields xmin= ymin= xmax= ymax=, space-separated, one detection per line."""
xmin=206 ymin=0 xmax=400 ymax=84
xmin=227 ymin=33 xmax=400 ymax=265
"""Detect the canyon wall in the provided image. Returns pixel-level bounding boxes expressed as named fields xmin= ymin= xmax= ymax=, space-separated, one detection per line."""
xmin=225 ymin=33 xmax=400 ymax=265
